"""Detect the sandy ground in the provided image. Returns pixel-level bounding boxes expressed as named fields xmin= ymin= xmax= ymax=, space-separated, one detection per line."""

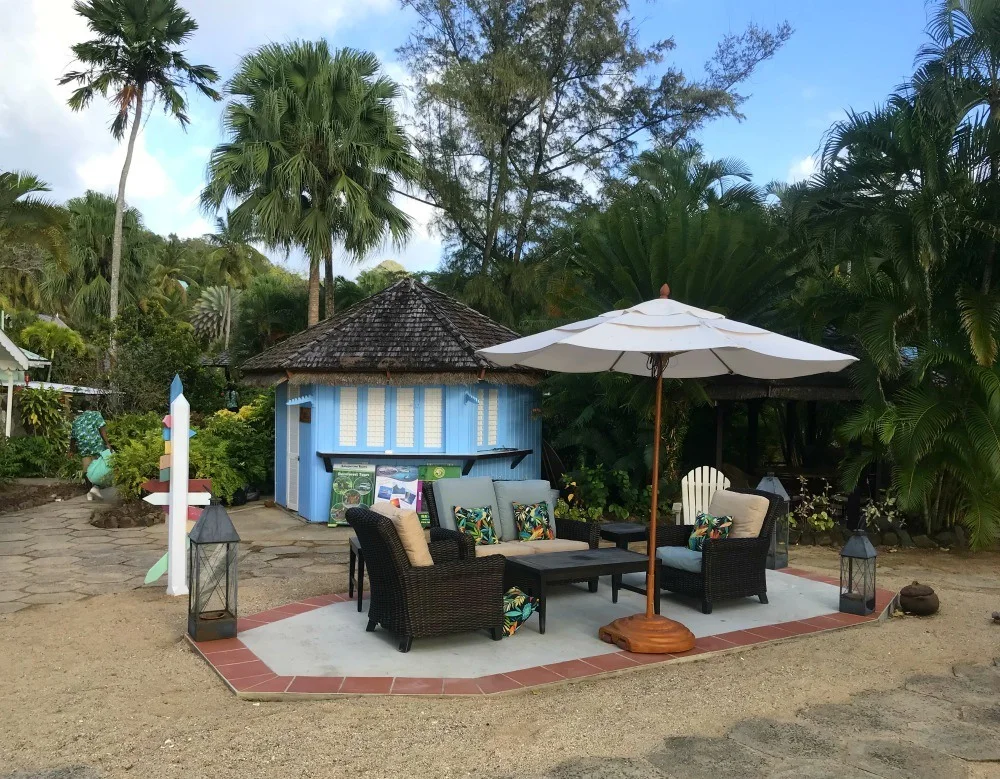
xmin=1 ymin=547 xmax=998 ymax=779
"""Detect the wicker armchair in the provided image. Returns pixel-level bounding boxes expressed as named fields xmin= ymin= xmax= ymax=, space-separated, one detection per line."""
xmin=655 ymin=488 xmax=781 ymax=614
xmin=421 ymin=480 xmax=599 ymax=558
xmin=345 ymin=506 xmax=505 ymax=652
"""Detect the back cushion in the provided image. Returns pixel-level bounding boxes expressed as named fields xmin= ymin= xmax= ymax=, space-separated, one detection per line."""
xmin=708 ymin=490 xmax=770 ymax=539
xmin=432 ymin=477 xmax=499 ymax=532
xmin=493 ymin=480 xmax=558 ymax=541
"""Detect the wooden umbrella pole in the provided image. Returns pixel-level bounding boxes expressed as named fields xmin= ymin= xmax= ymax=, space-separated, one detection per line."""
xmin=645 ymin=354 xmax=663 ymax=619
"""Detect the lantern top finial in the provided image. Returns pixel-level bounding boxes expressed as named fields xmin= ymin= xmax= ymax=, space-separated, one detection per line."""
xmin=659 ymin=283 xmax=670 ymax=299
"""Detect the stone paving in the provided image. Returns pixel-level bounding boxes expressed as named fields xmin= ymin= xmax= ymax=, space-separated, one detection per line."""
xmin=514 ymin=659 xmax=1000 ymax=779
xmin=0 ymin=495 xmax=351 ymax=614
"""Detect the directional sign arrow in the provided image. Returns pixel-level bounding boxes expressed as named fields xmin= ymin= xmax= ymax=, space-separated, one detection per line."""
xmin=143 ymin=491 xmax=212 ymax=507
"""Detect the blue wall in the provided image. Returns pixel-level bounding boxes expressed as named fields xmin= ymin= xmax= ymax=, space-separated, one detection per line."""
xmin=274 ymin=381 xmax=542 ymax=523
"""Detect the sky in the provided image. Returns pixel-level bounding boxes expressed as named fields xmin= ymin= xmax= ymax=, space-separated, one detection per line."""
xmin=0 ymin=0 xmax=932 ymax=280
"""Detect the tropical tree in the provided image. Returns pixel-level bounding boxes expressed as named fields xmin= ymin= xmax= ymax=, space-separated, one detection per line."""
xmin=231 ymin=271 xmax=309 ymax=361
xmin=0 ymin=172 xmax=67 ymax=308
xmin=18 ymin=320 xmax=88 ymax=380
xmin=203 ymin=211 xmax=269 ymax=288
xmin=202 ymin=42 xmax=418 ymax=325
xmin=46 ymin=191 xmax=157 ymax=327
xmin=191 ymin=285 xmax=239 ymax=348
xmin=60 ymin=0 xmax=219 ymax=339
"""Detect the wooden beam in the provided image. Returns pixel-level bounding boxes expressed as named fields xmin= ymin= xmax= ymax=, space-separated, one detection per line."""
xmin=747 ymin=400 xmax=760 ymax=475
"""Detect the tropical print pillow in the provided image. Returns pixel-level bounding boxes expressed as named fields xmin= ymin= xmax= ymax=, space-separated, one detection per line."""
xmin=513 ymin=500 xmax=554 ymax=541
xmin=503 ymin=587 xmax=537 ymax=636
xmin=453 ymin=505 xmax=499 ymax=546
xmin=688 ymin=511 xmax=733 ymax=552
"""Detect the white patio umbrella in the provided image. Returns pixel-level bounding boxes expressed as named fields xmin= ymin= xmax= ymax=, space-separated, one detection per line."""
xmin=477 ymin=285 xmax=857 ymax=653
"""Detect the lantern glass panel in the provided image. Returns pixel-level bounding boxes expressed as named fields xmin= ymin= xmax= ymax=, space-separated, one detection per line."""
xmin=767 ymin=500 xmax=789 ymax=570
xmin=839 ymin=532 xmax=877 ymax=615
xmin=194 ymin=542 xmax=237 ymax=617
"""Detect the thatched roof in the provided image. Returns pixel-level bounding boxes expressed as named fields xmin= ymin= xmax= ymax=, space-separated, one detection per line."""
xmin=241 ymin=278 xmax=533 ymax=386
xmin=200 ymin=349 xmax=232 ymax=368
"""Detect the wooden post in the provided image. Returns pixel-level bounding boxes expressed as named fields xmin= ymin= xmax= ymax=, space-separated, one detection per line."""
xmin=4 ymin=372 xmax=12 ymax=439
xmin=714 ymin=402 xmax=724 ymax=470
xmin=784 ymin=400 xmax=798 ymax=468
xmin=166 ymin=376 xmax=190 ymax=597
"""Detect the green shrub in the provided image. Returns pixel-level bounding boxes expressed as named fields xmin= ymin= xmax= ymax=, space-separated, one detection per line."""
xmin=18 ymin=386 xmax=69 ymax=437
xmin=110 ymin=429 xmax=162 ymax=500
xmin=0 ymin=435 xmax=79 ymax=479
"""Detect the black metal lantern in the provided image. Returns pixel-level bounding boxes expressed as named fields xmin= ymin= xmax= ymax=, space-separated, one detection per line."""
xmin=757 ymin=474 xmax=789 ymax=570
xmin=188 ymin=499 xmax=240 ymax=641
xmin=839 ymin=529 xmax=877 ymax=615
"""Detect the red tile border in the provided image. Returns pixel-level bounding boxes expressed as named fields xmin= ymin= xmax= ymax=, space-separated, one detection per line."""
xmin=189 ymin=574 xmax=899 ymax=699
xmin=287 ymin=676 xmax=345 ymax=694
xmin=391 ymin=677 xmax=445 ymax=695
xmin=340 ymin=676 xmax=394 ymax=695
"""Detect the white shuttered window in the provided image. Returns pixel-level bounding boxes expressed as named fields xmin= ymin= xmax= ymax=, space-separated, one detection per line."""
xmin=396 ymin=388 xmax=415 ymax=447
xmin=487 ymin=389 xmax=499 ymax=446
xmin=339 ymin=387 xmax=358 ymax=446
xmin=366 ymin=388 xmax=386 ymax=448
xmin=423 ymin=388 xmax=443 ymax=448
xmin=476 ymin=388 xmax=485 ymax=446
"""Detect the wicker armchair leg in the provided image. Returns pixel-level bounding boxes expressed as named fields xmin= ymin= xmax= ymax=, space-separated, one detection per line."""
xmin=490 ymin=626 xmax=503 ymax=641
xmin=366 ymin=618 xmax=377 ymax=632
xmin=759 ymin=593 xmax=769 ymax=604
xmin=701 ymin=599 xmax=712 ymax=615
xmin=398 ymin=636 xmax=413 ymax=653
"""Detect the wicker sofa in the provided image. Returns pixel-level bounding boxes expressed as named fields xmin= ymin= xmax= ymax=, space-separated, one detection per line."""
xmin=422 ymin=477 xmax=599 ymax=558
xmin=345 ymin=506 xmax=505 ymax=652
xmin=654 ymin=488 xmax=781 ymax=614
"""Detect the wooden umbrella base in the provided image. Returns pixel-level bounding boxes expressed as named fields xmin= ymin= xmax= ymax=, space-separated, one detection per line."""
xmin=598 ymin=613 xmax=696 ymax=654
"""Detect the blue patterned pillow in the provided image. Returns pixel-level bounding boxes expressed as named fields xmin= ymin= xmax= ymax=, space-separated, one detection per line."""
xmin=453 ymin=505 xmax=499 ymax=546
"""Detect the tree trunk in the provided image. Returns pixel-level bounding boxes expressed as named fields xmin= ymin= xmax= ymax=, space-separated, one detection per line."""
xmin=324 ymin=249 xmax=335 ymax=320
xmin=223 ymin=288 xmax=231 ymax=349
xmin=307 ymin=256 xmax=321 ymax=327
xmin=481 ymin=133 xmax=511 ymax=276
xmin=110 ymin=90 xmax=143 ymax=355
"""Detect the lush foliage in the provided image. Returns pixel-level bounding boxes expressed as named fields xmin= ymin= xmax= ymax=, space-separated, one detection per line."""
xmin=0 ymin=435 xmax=79 ymax=480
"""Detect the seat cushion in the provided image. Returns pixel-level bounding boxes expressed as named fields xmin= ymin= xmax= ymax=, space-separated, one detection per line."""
xmin=518 ymin=538 xmax=589 ymax=554
xmin=708 ymin=490 xmax=770 ymax=539
xmin=433 ymin=477 xmax=499 ymax=532
xmin=494 ymin=480 xmax=558 ymax=541
xmin=656 ymin=546 xmax=703 ymax=573
xmin=474 ymin=540 xmax=537 ymax=558
xmin=371 ymin=503 xmax=432 ymax=566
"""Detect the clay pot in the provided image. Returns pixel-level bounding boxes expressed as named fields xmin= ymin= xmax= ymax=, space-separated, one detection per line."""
xmin=899 ymin=581 xmax=939 ymax=616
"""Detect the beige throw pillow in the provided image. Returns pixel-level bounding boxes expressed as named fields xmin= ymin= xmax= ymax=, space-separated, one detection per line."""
xmin=707 ymin=490 xmax=769 ymax=539
xmin=371 ymin=502 xmax=433 ymax=567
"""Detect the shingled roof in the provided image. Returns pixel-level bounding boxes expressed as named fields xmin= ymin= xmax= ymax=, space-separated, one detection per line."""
xmin=241 ymin=278 xmax=533 ymax=385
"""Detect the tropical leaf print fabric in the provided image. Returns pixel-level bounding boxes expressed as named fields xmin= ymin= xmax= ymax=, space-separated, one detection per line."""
xmin=502 ymin=587 xmax=537 ymax=636
xmin=513 ymin=501 xmax=554 ymax=541
xmin=688 ymin=511 xmax=733 ymax=551
xmin=453 ymin=505 xmax=499 ymax=546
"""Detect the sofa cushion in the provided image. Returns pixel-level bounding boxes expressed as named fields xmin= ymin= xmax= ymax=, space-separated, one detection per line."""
xmin=454 ymin=506 xmax=499 ymax=546
xmin=518 ymin=538 xmax=589 ymax=554
xmin=433 ymin=477 xmax=499 ymax=532
xmin=687 ymin=511 xmax=733 ymax=552
xmin=494 ymin=480 xmax=558 ymax=541
xmin=371 ymin=502 xmax=432 ymax=566
xmin=513 ymin=501 xmax=554 ymax=541
xmin=708 ymin=490 xmax=769 ymax=539
xmin=474 ymin=540 xmax=537 ymax=558
xmin=656 ymin=545 xmax=703 ymax=573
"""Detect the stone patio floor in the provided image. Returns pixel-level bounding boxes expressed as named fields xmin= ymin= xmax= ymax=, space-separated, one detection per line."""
xmin=0 ymin=494 xmax=353 ymax=613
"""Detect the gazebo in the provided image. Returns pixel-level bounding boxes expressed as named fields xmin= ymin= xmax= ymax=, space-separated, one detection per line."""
xmin=241 ymin=279 xmax=541 ymax=523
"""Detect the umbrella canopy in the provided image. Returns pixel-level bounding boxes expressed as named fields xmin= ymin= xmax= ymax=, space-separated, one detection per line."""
xmin=478 ymin=294 xmax=856 ymax=379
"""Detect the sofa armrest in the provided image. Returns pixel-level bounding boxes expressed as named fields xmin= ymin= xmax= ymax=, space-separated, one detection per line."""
xmin=655 ymin=524 xmax=694 ymax=548
xmin=556 ymin=517 xmax=600 ymax=548
xmin=403 ymin=553 xmax=506 ymax=585
xmin=429 ymin=526 xmax=474 ymax=560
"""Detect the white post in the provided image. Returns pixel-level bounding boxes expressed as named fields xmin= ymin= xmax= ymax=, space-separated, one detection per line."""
xmin=4 ymin=372 xmax=13 ymax=439
xmin=166 ymin=390 xmax=190 ymax=596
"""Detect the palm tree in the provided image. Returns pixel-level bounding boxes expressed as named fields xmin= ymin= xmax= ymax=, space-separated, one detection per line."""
xmin=148 ymin=234 xmax=198 ymax=316
xmin=60 ymin=0 xmax=219 ymax=339
xmin=191 ymin=285 xmax=239 ymax=348
xmin=0 ymin=172 xmax=67 ymax=308
xmin=202 ymin=42 xmax=418 ymax=326
xmin=203 ymin=211 xmax=269 ymax=288
xmin=231 ymin=271 xmax=308 ymax=360
xmin=46 ymin=191 xmax=156 ymax=327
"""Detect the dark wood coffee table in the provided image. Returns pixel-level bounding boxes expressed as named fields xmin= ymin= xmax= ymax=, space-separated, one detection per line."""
xmin=504 ymin=548 xmax=659 ymax=634
xmin=599 ymin=522 xmax=648 ymax=549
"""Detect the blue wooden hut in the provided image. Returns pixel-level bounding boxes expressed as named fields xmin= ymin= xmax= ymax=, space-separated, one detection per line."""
xmin=241 ymin=279 xmax=541 ymax=523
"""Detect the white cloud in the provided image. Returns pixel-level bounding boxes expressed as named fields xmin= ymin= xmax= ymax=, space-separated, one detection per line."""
xmin=787 ymin=155 xmax=818 ymax=183
xmin=801 ymin=86 xmax=818 ymax=100
xmin=75 ymin=131 xmax=171 ymax=199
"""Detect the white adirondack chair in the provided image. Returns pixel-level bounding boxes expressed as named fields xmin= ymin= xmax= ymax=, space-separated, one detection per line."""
xmin=674 ymin=466 xmax=730 ymax=524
